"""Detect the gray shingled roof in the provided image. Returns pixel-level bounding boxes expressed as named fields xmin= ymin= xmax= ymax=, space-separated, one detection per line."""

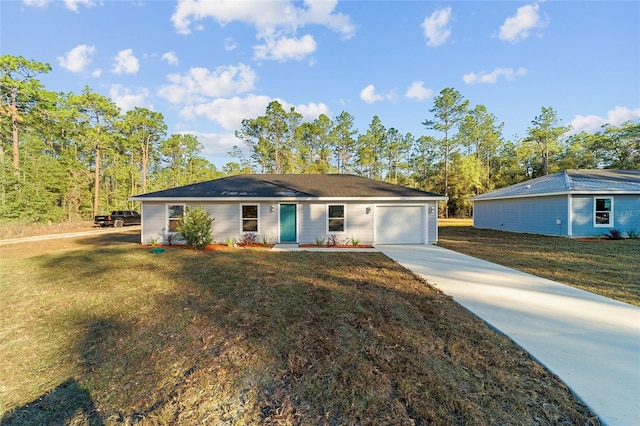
xmin=131 ymin=174 xmax=446 ymax=200
xmin=471 ymin=169 xmax=640 ymax=201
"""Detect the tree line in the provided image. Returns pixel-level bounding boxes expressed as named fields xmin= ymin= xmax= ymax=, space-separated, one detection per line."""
xmin=2 ymin=54 xmax=638 ymax=222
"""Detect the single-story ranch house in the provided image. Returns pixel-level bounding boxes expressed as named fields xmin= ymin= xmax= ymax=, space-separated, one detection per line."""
xmin=130 ymin=174 xmax=448 ymax=246
xmin=471 ymin=169 xmax=640 ymax=238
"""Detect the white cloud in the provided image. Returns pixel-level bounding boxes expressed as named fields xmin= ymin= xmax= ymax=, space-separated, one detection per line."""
xmin=172 ymin=0 xmax=355 ymax=36
xmin=112 ymin=49 xmax=140 ymax=75
xmin=158 ymin=63 xmax=257 ymax=105
xmin=421 ymin=7 xmax=452 ymax=47
xmin=224 ymin=37 xmax=237 ymax=51
xmin=180 ymin=94 xmax=330 ymax=131
xmin=109 ymin=84 xmax=151 ymax=112
xmin=64 ymin=0 xmax=95 ymax=13
xmin=360 ymin=84 xmax=395 ymax=104
xmin=177 ymin=131 xmax=240 ymax=158
xmin=360 ymin=85 xmax=383 ymax=104
xmin=405 ymin=81 xmax=434 ymax=100
xmin=170 ymin=0 xmax=354 ymax=62
xmin=291 ymin=101 xmax=331 ymax=121
xmin=23 ymin=0 xmax=50 ymax=8
xmin=569 ymin=107 xmax=640 ymax=134
xmin=462 ymin=67 xmax=526 ymax=84
xmin=162 ymin=51 xmax=179 ymax=66
xmin=57 ymin=44 xmax=96 ymax=73
xmin=499 ymin=3 xmax=547 ymax=43
xmin=180 ymin=94 xmax=273 ymax=129
xmin=254 ymin=34 xmax=317 ymax=61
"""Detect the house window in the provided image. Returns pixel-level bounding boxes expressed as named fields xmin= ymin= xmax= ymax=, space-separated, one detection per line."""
xmin=594 ymin=197 xmax=613 ymax=227
xmin=167 ymin=204 xmax=184 ymax=232
xmin=327 ymin=204 xmax=345 ymax=233
xmin=242 ymin=204 xmax=259 ymax=232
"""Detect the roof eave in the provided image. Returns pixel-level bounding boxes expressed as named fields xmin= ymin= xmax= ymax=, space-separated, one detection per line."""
xmin=130 ymin=196 xmax=449 ymax=202
xmin=471 ymin=190 xmax=640 ymax=201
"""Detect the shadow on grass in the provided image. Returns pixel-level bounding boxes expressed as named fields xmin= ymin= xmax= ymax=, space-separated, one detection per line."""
xmin=8 ymin=237 xmax=598 ymax=424
xmin=1 ymin=379 xmax=103 ymax=426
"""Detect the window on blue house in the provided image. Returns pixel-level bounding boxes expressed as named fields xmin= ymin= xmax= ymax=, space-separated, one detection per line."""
xmin=594 ymin=197 xmax=613 ymax=227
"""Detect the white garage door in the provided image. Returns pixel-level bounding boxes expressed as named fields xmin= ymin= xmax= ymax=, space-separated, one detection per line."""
xmin=375 ymin=206 xmax=425 ymax=244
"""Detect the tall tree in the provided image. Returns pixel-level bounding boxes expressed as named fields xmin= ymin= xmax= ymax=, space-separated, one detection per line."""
xmin=70 ymin=87 xmax=120 ymax=217
xmin=265 ymin=100 xmax=288 ymax=173
xmin=331 ymin=111 xmax=357 ymax=173
xmin=525 ymin=106 xmax=569 ymax=176
xmin=593 ymin=122 xmax=640 ymax=169
xmin=0 ymin=55 xmax=51 ymax=169
xmin=384 ymin=128 xmax=412 ymax=184
xmin=158 ymin=133 xmax=219 ymax=187
xmin=356 ymin=115 xmax=386 ymax=179
xmin=557 ymin=131 xmax=600 ymax=170
xmin=457 ymin=104 xmax=504 ymax=193
xmin=409 ymin=135 xmax=440 ymax=191
xmin=313 ymin=114 xmax=333 ymax=173
xmin=283 ymin=107 xmax=303 ymax=173
xmin=422 ymin=87 xmax=469 ymax=217
xmin=236 ymin=115 xmax=273 ymax=173
xmin=120 ymin=107 xmax=167 ymax=194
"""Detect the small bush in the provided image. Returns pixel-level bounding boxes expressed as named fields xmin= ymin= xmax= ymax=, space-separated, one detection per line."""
xmin=238 ymin=232 xmax=258 ymax=246
xmin=626 ymin=229 xmax=639 ymax=240
xmin=315 ymin=236 xmax=326 ymax=247
xmin=261 ymin=233 xmax=270 ymax=247
xmin=350 ymin=236 xmax=360 ymax=247
xmin=177 ymin=206 xmax=214 ymax=250
xmin=605 ymin=229 xmax=623 ymax=240
xmin=225 ymin=236 xmax=236 ymax=247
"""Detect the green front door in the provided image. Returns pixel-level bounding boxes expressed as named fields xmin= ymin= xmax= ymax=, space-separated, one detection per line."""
xmin=279 ymin=204 xmax=297 ymax=243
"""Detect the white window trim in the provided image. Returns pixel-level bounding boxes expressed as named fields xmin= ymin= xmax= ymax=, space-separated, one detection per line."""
xmin=593 ymin=196 xmax=614 ymax=228
xmin=326 ymin=204 xmax=346 ymax=234
xmin=240 ymin=203 xmax=260 ymax=233
xmin=167 ymin=203 xmax=186 ymax=234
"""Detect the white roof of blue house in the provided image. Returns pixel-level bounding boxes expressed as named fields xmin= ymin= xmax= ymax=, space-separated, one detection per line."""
xmin=471 ymin=169 xmax=640 ymax=201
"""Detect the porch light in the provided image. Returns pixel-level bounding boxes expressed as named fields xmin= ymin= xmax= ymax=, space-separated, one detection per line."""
xmin=270 ymin=205 xmax=275 ymax=212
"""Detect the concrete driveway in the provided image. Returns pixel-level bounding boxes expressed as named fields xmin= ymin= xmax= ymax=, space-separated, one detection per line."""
xmin=379 ymin=244 xmax=640 ymax=426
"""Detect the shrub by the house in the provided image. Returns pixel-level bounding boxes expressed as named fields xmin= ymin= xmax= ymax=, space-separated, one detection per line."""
xmin=178 ymin=206 xmax=214 ymax=250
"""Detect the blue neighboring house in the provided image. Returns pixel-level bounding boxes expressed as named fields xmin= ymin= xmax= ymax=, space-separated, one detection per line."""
xmin=471 ymin=169 xmax=640 ymax=238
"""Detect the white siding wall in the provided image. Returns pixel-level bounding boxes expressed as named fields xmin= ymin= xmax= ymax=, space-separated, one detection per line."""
xmin=297 ymin=202 xmax=374 ymax=245
xmin=346 ymin=203 xmax=375 ymax=244
xmin=140 ymin=202 xmax=167 ymax=244
xmin=140 ymin=200 xmax=438 ymax=245
xmin=427 ymin=201 xmax=438 ymax=243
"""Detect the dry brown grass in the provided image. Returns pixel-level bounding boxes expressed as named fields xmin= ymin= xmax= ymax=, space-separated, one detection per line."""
xmin=438 ymin=219 xmax=640 ymax=306
xmin=0 ymin=230 xmax=598 ymax=425
xmin=0 ymin=221 xmax=97 ymax=239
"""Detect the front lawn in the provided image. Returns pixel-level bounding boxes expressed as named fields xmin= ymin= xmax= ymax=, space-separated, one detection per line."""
xmin=0 ymin=231 xmax=597 ymax=424
xmin=438 ymin=219 xmax=640 ymax=306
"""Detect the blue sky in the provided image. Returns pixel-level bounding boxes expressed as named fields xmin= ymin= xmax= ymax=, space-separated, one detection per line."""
xmin=2 ymin=0 xmax=639 ymax=166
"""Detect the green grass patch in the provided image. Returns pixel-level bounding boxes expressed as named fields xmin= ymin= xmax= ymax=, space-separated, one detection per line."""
xmin=438 ymin=219 xmax=640 ymax=306
xmin=0 ymin=231 xmax=597 ymax=424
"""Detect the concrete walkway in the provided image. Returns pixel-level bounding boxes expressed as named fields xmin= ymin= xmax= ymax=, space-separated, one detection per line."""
xmin=379 ymin=244 xmax=640 ymax=426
